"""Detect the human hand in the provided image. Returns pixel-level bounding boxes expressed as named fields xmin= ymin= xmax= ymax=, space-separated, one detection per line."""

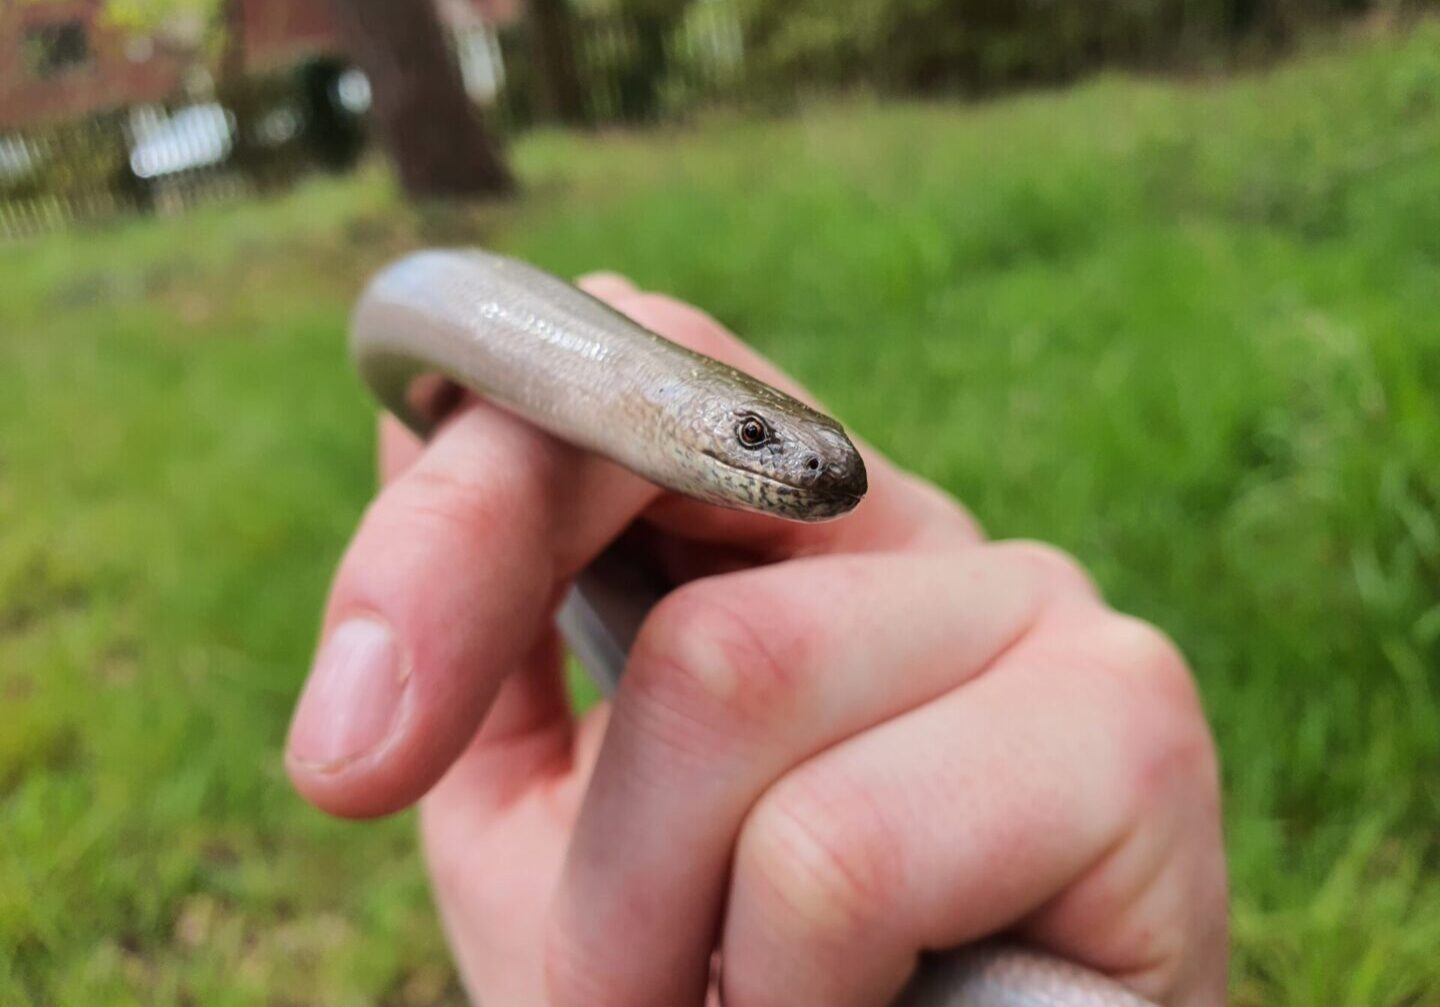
xmin=285 ymin=273 xmax=1227 ymax=1007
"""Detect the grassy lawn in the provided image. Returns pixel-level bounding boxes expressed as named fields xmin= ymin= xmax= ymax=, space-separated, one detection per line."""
xmin=3 ymin=22 xmax=1439 ymax=1007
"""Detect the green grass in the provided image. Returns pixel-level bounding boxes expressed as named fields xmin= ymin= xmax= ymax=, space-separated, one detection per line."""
xmin=3 ymin=22 xmax=1440 ymax=1006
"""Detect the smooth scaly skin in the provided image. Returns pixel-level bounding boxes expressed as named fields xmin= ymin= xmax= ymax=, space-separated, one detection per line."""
xmin=353 ymin=249 xmax=866 ymax=520
xmin=350 ymin=249 xmax=1162 ymax=1007
xmin=894 ymin=946 xmax=1157 ymax=1007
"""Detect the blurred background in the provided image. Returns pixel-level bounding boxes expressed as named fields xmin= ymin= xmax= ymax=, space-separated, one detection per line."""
xmin=2 ymin=0 xmax=1439 ymax=1003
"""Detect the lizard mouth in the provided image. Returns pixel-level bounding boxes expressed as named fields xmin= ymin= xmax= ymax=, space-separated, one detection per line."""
xmin=701 ymin=452 xmax=866 ymax=521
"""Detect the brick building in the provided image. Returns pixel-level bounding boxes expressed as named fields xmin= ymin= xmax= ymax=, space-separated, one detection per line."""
xmin=0 ymin=1 xmax=190 ymax=129
xmin=0 ymin=0 xmax=523 ymax=131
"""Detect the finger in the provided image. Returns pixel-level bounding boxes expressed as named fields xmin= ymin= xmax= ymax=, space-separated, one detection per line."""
xmin=379 ymin=411 xmax=425 ymax=482
xmin=577 ymin=271 xmax=640 ymax=300
xmin=545 ymin=544 xmax=1093 ymax=1007
xmin=417 ymin=632 xmax=610 ymax=1007
xmin=286 ymin=402 xmax=643 ymax=819
xmin=720 ymin=610 xmax=1225 ymax=1007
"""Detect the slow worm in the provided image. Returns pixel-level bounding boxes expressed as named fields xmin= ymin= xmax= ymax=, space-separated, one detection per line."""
xmin=350 ymin=248 xmax=1160 ymax=1007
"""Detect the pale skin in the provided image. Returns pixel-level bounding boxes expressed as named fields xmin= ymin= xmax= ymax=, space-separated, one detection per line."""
xmin=285 ymin=273 xmax=1229 ymax=1007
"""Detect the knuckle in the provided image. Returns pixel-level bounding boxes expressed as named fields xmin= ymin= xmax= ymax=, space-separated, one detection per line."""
xmin=369 ymin=406 xmax=564 ymax=550
xmin=1099 ymin=614 xmax=1196 ymax=711
xmin=382 ymin=461 xmax=533 ymax=545
xmin=390 ymin=467 xmax=486 ymax=536
xmin=1092 ymin=614 xmax=1218 ymax=805
xmin=627 ymin=583 xmax=800 ymax=731
xmin=993 ymin=540 xmax=1099 ymax=600
xmin=740 ymin=774 xmax=900 ymax=942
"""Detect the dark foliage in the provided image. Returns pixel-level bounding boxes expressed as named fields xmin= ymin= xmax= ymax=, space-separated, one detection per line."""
xmin=735 ymin=0 xmax=1435 ymax=94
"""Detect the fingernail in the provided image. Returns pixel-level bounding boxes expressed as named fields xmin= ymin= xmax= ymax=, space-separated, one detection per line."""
xmin=288 ymin=618 xmax=408 ymax=772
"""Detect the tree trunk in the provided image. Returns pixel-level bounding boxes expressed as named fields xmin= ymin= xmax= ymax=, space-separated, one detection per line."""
xmin=527 ymin=0 xmax=588 ymax=125
xmin=330 ymin=0 xmax=514 ymax=198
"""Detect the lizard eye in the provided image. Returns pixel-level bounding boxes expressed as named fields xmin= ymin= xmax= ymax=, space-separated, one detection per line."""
xmin=736 ymin=415 xmax=769 ymax=449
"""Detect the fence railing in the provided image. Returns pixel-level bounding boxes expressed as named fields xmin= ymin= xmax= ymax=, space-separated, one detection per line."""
xmin=0 ymin=53 xmax=371 ymax=241
xmin=0 ymin=107 xmax=246 ymax=239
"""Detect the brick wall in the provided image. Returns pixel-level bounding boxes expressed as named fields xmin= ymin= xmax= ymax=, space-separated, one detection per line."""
xmin=238 ymin=0 xmax=344 ymax=75
xmin=0 ymin=1 xmax=188 ymax=129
